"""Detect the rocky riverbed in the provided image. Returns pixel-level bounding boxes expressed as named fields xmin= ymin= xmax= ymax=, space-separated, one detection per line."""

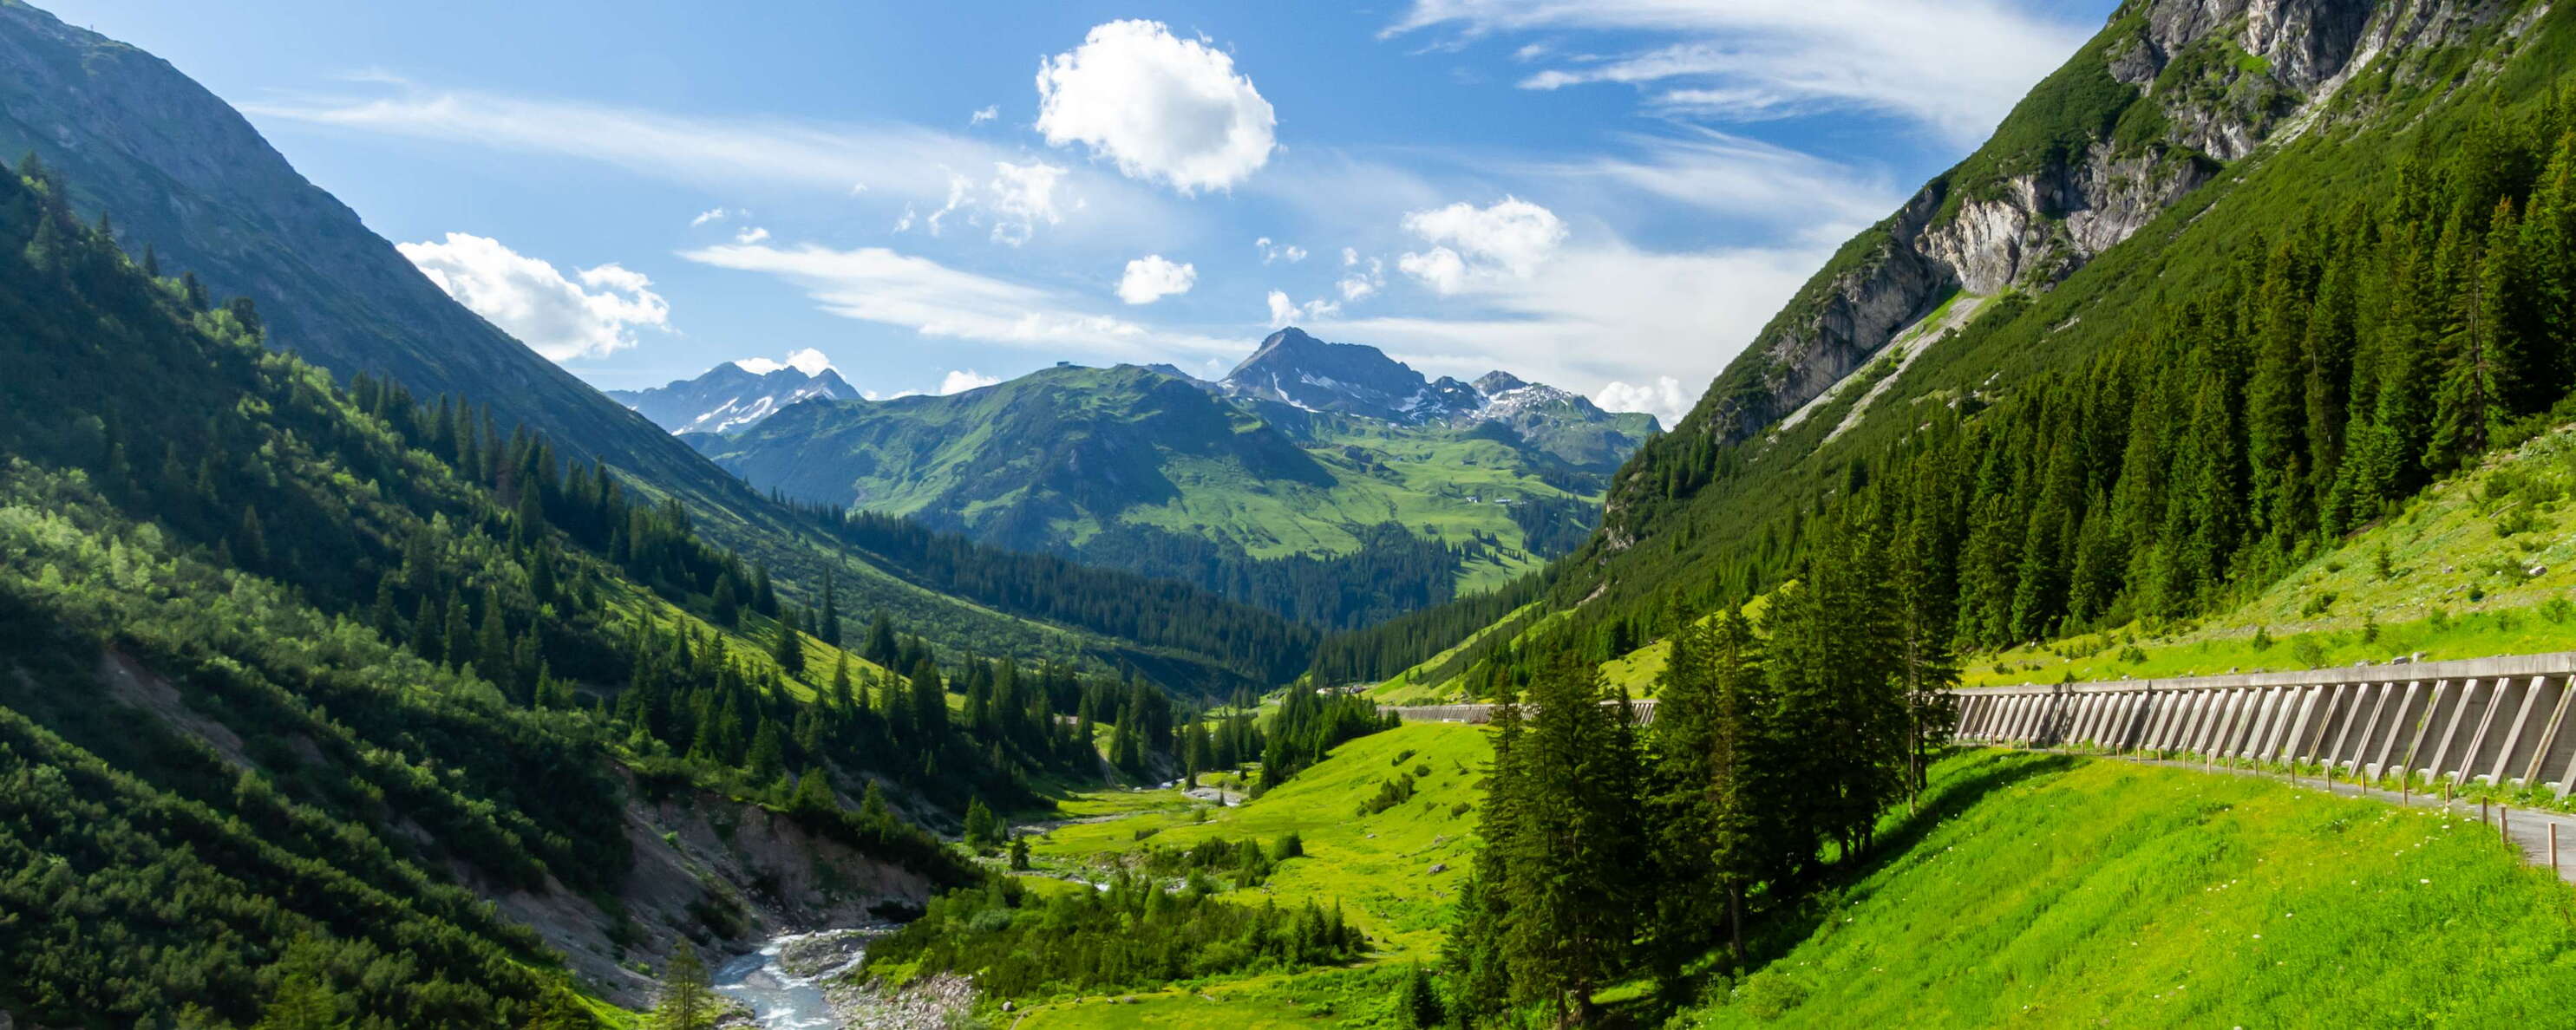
xmin=712 ymin=928 xmax=979 ymax=1029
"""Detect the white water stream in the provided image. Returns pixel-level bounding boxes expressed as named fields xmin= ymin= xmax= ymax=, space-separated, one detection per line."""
xmin=711 ymin=929 xmax=880 ymax=1029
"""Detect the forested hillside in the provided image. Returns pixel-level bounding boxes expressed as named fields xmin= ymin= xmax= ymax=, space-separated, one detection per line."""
xmin=0 ymin=161 xmax=1230 ymax=1026
xmin=1335 ymin=0 xmax=2576 ymax=698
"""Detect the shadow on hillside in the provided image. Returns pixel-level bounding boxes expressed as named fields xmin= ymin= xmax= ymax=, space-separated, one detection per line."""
xmin=1605 ymin=750 xmax=2082 ymax=1026
xmin=1740 ymin=750 xmax=2081 ymax=974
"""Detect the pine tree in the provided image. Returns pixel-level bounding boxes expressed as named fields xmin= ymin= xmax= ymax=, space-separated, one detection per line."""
xmin=828 ymin=651 xmax=854 ymax=709
xmin=748 ymin=720 xmax=786 ymax=784
xmin=1767 ymin=518 xmax=1904 ymax=869
xmin=909 ymin=656 xmax=949 ymax=740
xmin=750 ymin=563 xmax=778 ymax=617
xmin=865 ymin=611 xmax=898 ymax=666
xmin=962 ymin=798 xmax=1001 ymax=851
xmin=818 ymin=568 xmax=841 ymax=647
xmin=648 ymin=947 xmax=719 ymax=1030
xmin=1394 ymin=961 xmax=1445 ymax=1029
xmin=710 ymin=573 xmax=742 ymax=629
xmin=441 ymin=588 xmax=474 ymax=672
xmin=770 ymin=609 xmax=806 ymax=678
xmin=2429 ymin=199 xmax=2525 ymax=469
xmin=1497 ymin=653 xmax=1644 ymax=1024
xmin=2247 ymin=235 xmax=2316 ymax=540
xmin=1442 ymin=689 xmax=1521 ymax=1028
xmin=233 ymin=504 xmax=270 ymax=568
xmin=249 ymin=938 xmax=350 ymax=1030
xmin=474 ymin=590 xmax=515 ymax=698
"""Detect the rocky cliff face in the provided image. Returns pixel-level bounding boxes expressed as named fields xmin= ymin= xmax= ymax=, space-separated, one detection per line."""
xmin=1673 ymin=0 xmax=2502 ymax=462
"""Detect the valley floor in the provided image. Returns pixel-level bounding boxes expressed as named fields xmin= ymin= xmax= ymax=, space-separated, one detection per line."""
xmin=997 ymin=721 xmax=1491 ymax=1027
xmin=979 ymin=725 xmax=2576 ymax=1028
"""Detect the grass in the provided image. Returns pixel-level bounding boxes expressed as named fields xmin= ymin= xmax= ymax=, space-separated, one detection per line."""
xmin=1679 ymin=749 xmax=2576 ymax=1027
xmin=1013 ymin=966 xmax=1413 ymax=1029
xmin=1121 ymin=422 xmax=1590 ymax=593
xmin=1965 ymin=424 xmax=2576 ymax=688
xmin=1028 ymin=722 xmax=1492 ymax=958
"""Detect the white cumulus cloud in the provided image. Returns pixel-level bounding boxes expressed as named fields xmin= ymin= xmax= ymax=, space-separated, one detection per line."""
xmin=1396 ymin=197 xmax=1566 ymax=295
xmin=987 ymin=161 xmax=1068 ymax=245
xmin=1035 ymin=19 xmax=1278 ymax=193
xmin=398 ymin=232 xmax=668 ymax=362
xmin=1118 ymin=254 xmax=1198 ymax=304
xmin=1265 ymin=290 xmax=1341 ymax=327
xmin=1592 ymin=376 xmax=1690 ymax=429
xmin=1338 ymin=255 xmax=1386 ymax=302
xmin=735 ymin=348 xmax=835 ymax=376
xmin=1396 ymin=246 xmax=1471 ymax=295
xmin=939 ymin=369 xmax=1004 ymax=394
xmin=1255 ymin=237 xmax=1308 ymax=264
xmin=970 ymin=105 xmax=999 ymax=126
xmin=1403 ymin=196 xmax=1566 ymax=277
xmin=690 ymin=206 xmax=732 ymax=226
xmin=733 ymin=225 xmax=771 ymax=244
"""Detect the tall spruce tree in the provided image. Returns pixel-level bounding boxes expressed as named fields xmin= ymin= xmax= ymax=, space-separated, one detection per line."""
xmin=1497 ymin=653 xmax=1644 ymax=1025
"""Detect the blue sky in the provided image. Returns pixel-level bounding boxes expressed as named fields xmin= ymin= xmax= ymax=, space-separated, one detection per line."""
xmin=47 ymin=0 xmax=2118 ymax=425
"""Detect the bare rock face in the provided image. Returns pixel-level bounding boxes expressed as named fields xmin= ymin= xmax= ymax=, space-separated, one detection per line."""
xmin=1655 ymin=0 xmax=2498 ymax=479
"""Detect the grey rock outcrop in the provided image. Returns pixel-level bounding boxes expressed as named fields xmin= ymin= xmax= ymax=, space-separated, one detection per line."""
xmin=1667 ymin=0 xmax=2498 ymax=468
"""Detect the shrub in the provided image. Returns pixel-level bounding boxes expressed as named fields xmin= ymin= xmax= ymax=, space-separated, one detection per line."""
xmin=1357 ymin=773 xmax=1418 ymax=816
xmin=1732 ymin=970 xmax=1812 ymax=1020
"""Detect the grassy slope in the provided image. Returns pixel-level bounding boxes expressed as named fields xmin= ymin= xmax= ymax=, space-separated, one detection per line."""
xmin=1686 ymin=749 xmax=2576 ymax=1027
xmin=1029 ymin=722 xmax=1487 ymax=955
xmin=1126 ymin=424 xmax=1578 ymax=594
xmin=1964 ymin=423 xmax=2576 ymax=688
xmin=1010 ymin=722 xmax=1492 ymax=1028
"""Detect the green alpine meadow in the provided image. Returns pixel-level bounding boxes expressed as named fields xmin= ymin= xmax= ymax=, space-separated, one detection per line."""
xmin=9 ymin=0 xmax=2576 ymax=1027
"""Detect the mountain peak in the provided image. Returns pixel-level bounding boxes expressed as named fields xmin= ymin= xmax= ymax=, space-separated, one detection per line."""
xmin=1222 ymin=328 xmax=1434 ymax=420
xmin=1472 ymin=370 xmax=1527 ymax=395
xmin=608 ymin=358 xmax=855 ymax=435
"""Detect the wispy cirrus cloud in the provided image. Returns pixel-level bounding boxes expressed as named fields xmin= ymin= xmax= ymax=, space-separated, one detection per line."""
xmin=1515 ymin=128 xmax=1901 ymax=242
xmin=1386 ymin=0 xmax=2095 ymax=145
xmin=250 ymin=83 xmax=986 ymax=195
xmin=679 ymin=242 xmax=1238 ymax=358
xmin=246 ymin=82 xmax=1156 ymax=246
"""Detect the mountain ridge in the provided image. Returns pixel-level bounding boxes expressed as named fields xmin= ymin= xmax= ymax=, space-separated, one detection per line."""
xmin=694 ymin=335 xmax=1655 ymax=628
xmin=608 ymin=360 xmax=860 ymax=434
